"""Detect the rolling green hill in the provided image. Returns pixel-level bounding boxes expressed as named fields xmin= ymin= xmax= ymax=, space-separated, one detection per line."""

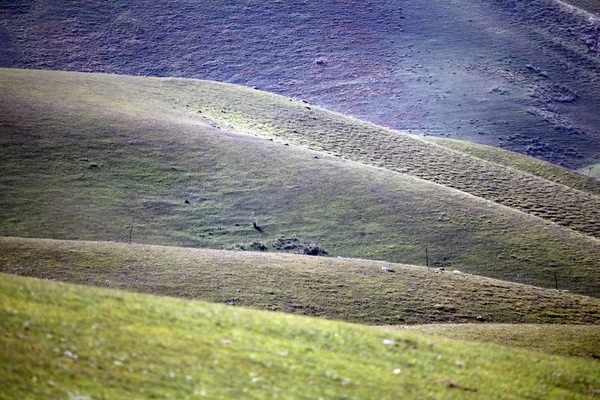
xmin=2 ymin=68 xmax=600 ymax=296
xmin=2 ymin=273 xmax=599 ymax=399
xmin=2 ymin=237 xmax=599 ymax=326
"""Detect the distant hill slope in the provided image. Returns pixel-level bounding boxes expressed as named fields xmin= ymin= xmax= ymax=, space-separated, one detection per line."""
xmin=2 ymin=69 xmax=600 ymax=296
xmin=426 ymin=137 xmax=600 ymax=196
xmin=2 ymin=273 xmax=599 ymax=399
xmin=2 ymin=237 xmax=600 ymax=325
xmin=385 ymin=324 xmax=600 ymax=360
xmin=1 ymin=0 xmax=600 ymax=169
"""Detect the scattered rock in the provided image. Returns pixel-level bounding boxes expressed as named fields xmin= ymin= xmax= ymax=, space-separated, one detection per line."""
xmin=64 ymin=350 xmax=78 ymax=359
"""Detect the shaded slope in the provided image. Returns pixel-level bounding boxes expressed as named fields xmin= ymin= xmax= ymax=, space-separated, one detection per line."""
xmin=2 ymin=273 xmax=600 ymax=399
xmin=386 ymin=324 xmax=600 ymax=360
xmin=1 ymin=0 xmax=600 ymax=168
xmin=2 ymin=69 xmax=600 ymax=295
xmin=2 ymin=237 xmax=600 ymax=325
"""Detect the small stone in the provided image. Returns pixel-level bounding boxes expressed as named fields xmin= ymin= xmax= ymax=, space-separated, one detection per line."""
xmin=64 ymin=350 xmax=78 ymax=359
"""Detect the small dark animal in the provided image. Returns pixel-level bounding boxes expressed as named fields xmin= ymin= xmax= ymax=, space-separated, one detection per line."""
xmin=252 ymin=222 xmax=263 ymax=233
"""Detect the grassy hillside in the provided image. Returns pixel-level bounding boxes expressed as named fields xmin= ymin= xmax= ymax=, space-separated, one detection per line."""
xmin=2 ymin=0 xmax=600 ymax=169
xmin=427 ymin=137 xmax=600 ymax=196
xmin=2 ymin=237 xmax=600 ymax=326
xmin=162 ymin=74 xmax=600 ymax=240
xmin=386 ymin=324 xmax=600 ymax=360
xmin=2 ymin=69 xmax=600 ymax=296
xmin=2 ymin=273 xmax=600 ymax=399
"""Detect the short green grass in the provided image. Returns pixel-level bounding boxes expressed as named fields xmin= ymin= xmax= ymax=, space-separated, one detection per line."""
xmin=2 ymin=237 xmax=599 ymax=326
xmin=427 ymin=137 xmax=600 ymax=196
xmin=2 ymin=273 xmax=600 ymax=400
xmin=3 ymin=69 xmax=600 ymax=296
xmin=385 ymin=324 xmax=600 ymax=360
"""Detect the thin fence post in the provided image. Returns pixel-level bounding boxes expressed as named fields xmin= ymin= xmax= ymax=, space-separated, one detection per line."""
xmin=426 ymin=247 xmax=429 ymax=268
xmin=128 ymin=224 xmax=133 ymax=244
xmin=554 ymin=271 xmax=558 ymax=290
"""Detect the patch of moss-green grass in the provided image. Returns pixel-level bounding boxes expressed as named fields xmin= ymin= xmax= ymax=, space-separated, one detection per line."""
xmin=386 ymin=324 xmax=600 ymax=360
xmin=2 ymin=237 xmax=599 ymax=326
xmin=427 ymin=137 xmax=600 ymax=196
xmin=2 ymin=273 xmax=600 ymax=399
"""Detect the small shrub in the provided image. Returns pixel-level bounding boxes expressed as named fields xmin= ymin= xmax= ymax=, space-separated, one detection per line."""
xmin=272 ymin=237 xmax=327 ymax=256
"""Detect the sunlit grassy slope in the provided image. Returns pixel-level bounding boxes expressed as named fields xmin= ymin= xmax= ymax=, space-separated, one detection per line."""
xmin=385 ymin=324 xmax=600 ymax=360
xmin=427 ymin=137 xmax=600 ymax=196
xmin=2 ymin=237 xmax=599 ymax=326
xmin=2 ymin=68 xmax=600 ymax=296
xmin=2 ymin=273 xmax=599 ymax=400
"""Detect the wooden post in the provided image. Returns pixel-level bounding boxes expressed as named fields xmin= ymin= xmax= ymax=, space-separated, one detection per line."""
xmin=128 ymin=224 xmax=133 ymax=244
xmin=426 ymin=247 xmax=429 ymax=268
xmin=554 ymin=271 xmax=558 ymax=290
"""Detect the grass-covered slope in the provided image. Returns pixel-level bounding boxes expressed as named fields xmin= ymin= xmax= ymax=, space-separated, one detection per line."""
xmin=2 ymin=237 xmax=599 ymax=326
xmin=427 ymin=137 xmax=600 ymax=196
xmin=2 ymin=273 xmax=600 ymax=400
xmin=2 ymin=68 xmax=600 ymax=296
xmin=165 ymin=75 xmax=600 ymax=239
xmin=387 ymin=324 xmax=600 ymax=360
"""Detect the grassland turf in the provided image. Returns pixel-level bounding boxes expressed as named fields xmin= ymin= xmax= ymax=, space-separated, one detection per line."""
xmin=3 ymin=0 xmax=600 ymax=169
xmin=2 ymin=273 xmax=600 ymax=399
xmin=3 ymin=69 xmax=600 ymax=296
xmin=384 ymin=324 xmax=600 ymax=360
xmin=427 ymin=137 xmax=600 ymax=196
xmin=2 ymin=237 xmax=600 ymax=326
